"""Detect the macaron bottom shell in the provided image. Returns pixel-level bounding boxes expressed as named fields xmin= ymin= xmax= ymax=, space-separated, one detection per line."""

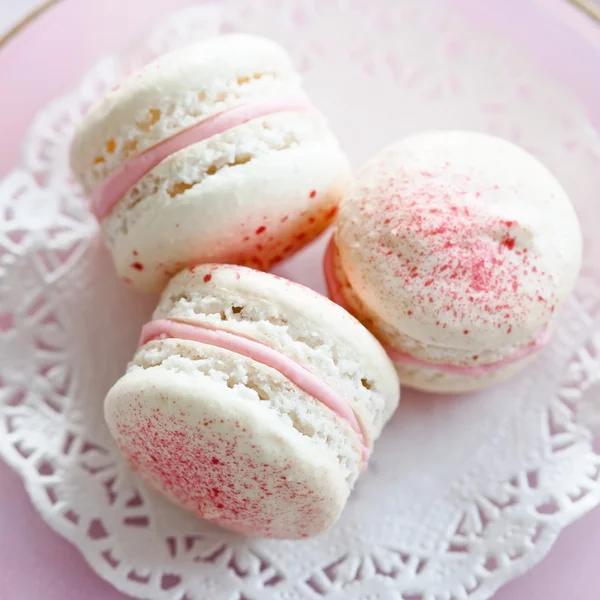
xmin=107 ymin=127 xmax=349 ymax=293
xmin=394 ymin=354 xmax=537 ymax=394
xmin=105 ymin=338 xmax=360 ymax=539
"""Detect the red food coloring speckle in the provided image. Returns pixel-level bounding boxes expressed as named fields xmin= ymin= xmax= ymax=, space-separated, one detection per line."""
xmin=203 ymin=274 xmax=212 ymax=283
xmin=310 ymin=190 xmax=317 ymax=198
xmin=325 ymin=206 xmax=339 ymax=219
xmin=507 ymin=325 xmax=513 ymax=334
xmin=133 ymin=250 xmax=139 ymax=256
xmin=463 ymin=329 xmax=469 ymax=335
xmin=407 ymin=310 xmax=413 ymax=316
xmin=500 ymin=235 xmax=516 ymax=250
xmin=256 ymin=226 xmax=266 ymax=235
xmin=296 ymin=233 xmax=307 ymax=241
xmin=281 ymin=216 xmax=289 ymax=223
xmin=131 ymin=262 xmax=144 ymax=271
xmin=243 ymin=236 xmax=250 ymax=242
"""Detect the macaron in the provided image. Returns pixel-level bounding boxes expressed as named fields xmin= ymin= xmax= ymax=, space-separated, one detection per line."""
xmin=325 ymin=130 xmax=582 ymax=393
xmin=104 ymin=265 xmax=399 ymax=538
xmin=70 ymin=34 xmax=350 ymax=293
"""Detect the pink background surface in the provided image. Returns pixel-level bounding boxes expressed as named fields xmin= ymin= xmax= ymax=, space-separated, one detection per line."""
xmin=1 ymin=0 xmax=599 ymax=598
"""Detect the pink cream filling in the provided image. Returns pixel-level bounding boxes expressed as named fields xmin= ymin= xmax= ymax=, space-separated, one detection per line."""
xmin=140 ymin=318 xmax=371 ymax=466
xmin=92 ymin=93 xmax=314 ymax=221
xmin=323 ymin=237 xmax=550 ymax=377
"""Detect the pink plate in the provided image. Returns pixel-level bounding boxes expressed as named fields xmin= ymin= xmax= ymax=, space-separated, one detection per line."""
xmin=0 ymin=0 xmax=599 ymax=599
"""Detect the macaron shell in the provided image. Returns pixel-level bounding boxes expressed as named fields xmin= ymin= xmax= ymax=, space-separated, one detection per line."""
xmin=336 ymin=131 xmax=582 ymax=355
xmin=106 ymin=134 xmax=350 ymax=293
xmin=105 ymin=344 xmax=354 ymax=539
xmin=71 ymin=34 xmax=298 ymax=191
xmin=395 ymin=354 xmax=536 ymax=394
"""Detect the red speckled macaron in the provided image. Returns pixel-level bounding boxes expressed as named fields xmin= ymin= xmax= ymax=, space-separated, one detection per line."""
xmin=105 ymin=265 xmax=399 ymax=538
xmin=325 ymin=130 xmax=582 ymax=393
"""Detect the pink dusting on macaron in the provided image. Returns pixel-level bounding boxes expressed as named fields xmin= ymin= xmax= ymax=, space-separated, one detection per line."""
xmin=92 ymin=92 xmax=314 ymax=221
xmin=140 ymin=319 xmax=371 ymax=464
xmin=323 ymin=237 xmax=550 ymax=376
xmin=115 ymin=404 xmax=325 ymax=537
xmin=349 ymin=170 xmax=556 ymax=332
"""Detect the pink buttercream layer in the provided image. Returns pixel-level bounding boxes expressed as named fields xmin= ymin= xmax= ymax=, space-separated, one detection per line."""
xmin=92 ymin=93 xmax=314 ymax=221
xmin=140 ymin=318 xmax=371 ymax=465
xmin=323 ymin=237 xmax=550 ymax=377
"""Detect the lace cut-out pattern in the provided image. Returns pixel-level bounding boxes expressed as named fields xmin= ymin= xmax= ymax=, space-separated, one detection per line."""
xmin=1 ymin=1 xmax=600 ymax=599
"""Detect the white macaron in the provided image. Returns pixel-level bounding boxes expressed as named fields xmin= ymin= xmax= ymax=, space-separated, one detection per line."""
xmin=105 ymin=265 xmax=399 ymax=538
xmin=325 ymin=130 xmax=582 ymax=393
xmin=71 ymin=35 xmax=350 ymax=293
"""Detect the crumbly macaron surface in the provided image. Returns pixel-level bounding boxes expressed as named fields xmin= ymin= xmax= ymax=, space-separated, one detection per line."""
xmin=71 ymin=34 xmax=300 ymax=193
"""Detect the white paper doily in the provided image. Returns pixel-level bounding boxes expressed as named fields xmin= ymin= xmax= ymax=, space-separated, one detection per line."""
xmin=2 ymin=1 xmax=600 ymax=599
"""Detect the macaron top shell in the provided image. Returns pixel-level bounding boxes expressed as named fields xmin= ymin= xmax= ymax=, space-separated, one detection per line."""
xmin=336 ymin=130 xmax=582 ymax=357
xmin=155 ymin=264 xmax=400 ymax=443
xmin=70 ymin=34 xmax=300 ymax=194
